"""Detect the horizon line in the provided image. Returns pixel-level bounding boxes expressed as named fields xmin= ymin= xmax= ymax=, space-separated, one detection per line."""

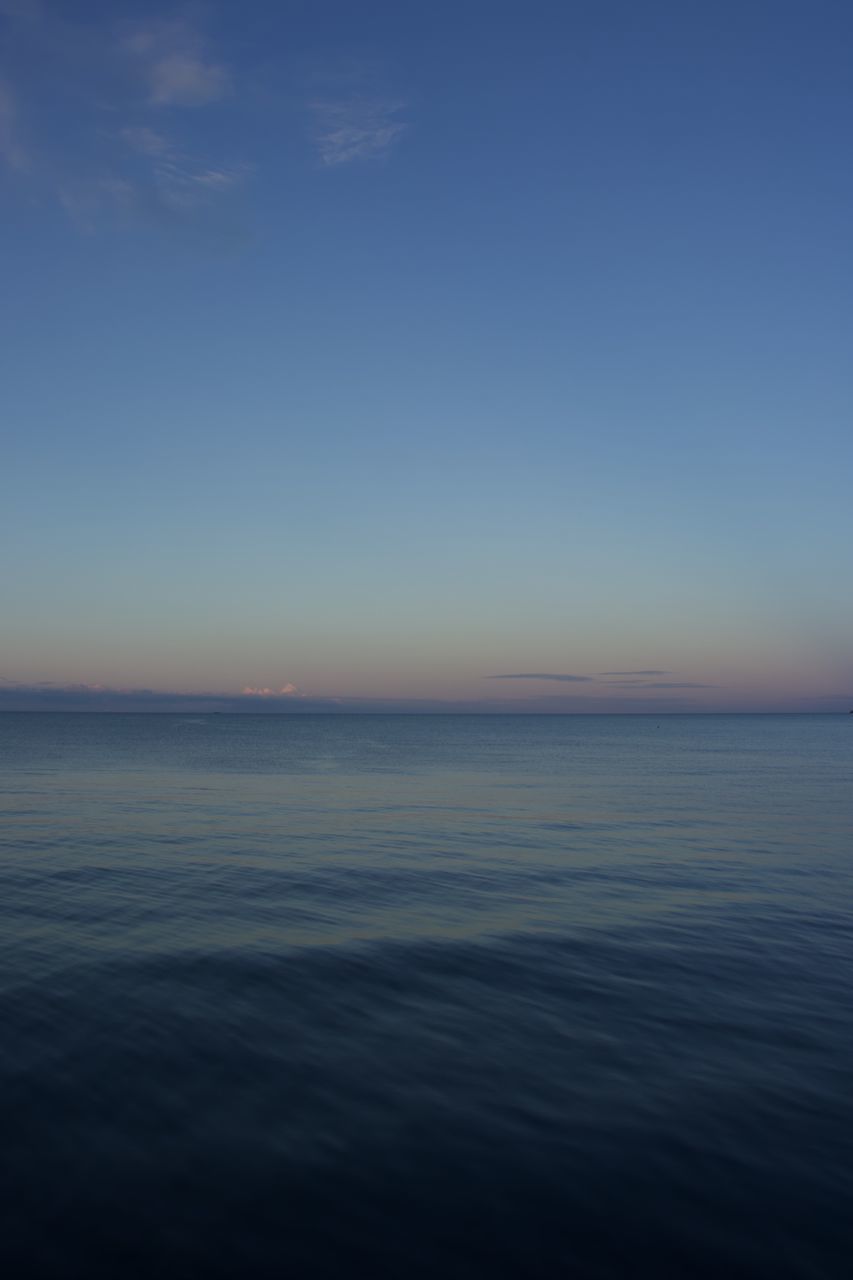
xmin=0 ymin=710 xmax=847 ymax=718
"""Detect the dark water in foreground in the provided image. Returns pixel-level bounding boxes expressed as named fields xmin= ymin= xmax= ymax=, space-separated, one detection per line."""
xmin=1 ymin=713 xmax=851 ymax=1279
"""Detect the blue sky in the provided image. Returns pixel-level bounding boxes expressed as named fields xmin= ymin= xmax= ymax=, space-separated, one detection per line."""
xmin=2 ymin=0 xmax=852 ymax=712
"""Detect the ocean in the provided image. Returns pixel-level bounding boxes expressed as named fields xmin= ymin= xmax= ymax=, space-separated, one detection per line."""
xmin=1 ymin=712 xmax=851 ymax=1278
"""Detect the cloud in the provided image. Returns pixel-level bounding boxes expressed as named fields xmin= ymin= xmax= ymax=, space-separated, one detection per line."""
xmin=58 ymin=176 xmax=133 ymax=227
xmin=311 ymin=96 xmax=406 ymax=166
xmin=113 ymin=125 xmax=245 ymax=220
xmin=123 ymin=21 xmax=231 ymax=107
xmin=598 ymin=670 xmax=670 ymax=677
xmin=148 ymin=53 xmax=230 ymax=107
xmin=596 ymin=678 xmax=717 ymax=689
xmin=0 ymin=680 xmax=310 ymax=713
xmin=57 ymin=107 xmax=245 ymax=235
xmin=242 ymin=684 xmax=300 ymax=697
xmin=120 ymin=126 xmax=170 ymax=157
xmin=643 ymin=682 xmax=717 ymax=689
xmin=488 ymin=673 xmax=592 ymax=683
xmin=1 ymin=7 xmax=241 ymax=234
xmin=486 ymin=671 xmax=717 ymax=691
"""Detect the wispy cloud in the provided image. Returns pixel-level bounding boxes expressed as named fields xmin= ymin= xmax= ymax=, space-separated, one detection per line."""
xmin=120 ymin=125 xmax=171 ymax=157
xmin=1 ymin=5 xmax=242 ymax=232
xmin=58 ymin=176 xmax=134 ymax=226
xmin=643 ymin=682 xmax=717 ymax=689
xmin=58 ymin=156 xmax=245 ymax=236
xmin=3 ymin=4 xmax=407 ymax=235
xmin=116 ymin=125 xmax=245 ymax=216
xmin=488 ymin=670 xmax=717 ymax=691
xmin=598 ymin=670 xmax=670 ymax=677
xmin=310 ymin=96 xmax=406 ymax=166
xmin=594 ymin=680 xmax=717 ymax=689
xmin=488 ymin=673 xmax=592 ymax=683
xmin=123 ymin=20 xmax=231 ymax=107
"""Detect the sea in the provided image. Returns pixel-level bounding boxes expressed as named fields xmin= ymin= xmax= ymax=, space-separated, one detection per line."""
xmin=1 ymin=712 xmax=851 ymax=1279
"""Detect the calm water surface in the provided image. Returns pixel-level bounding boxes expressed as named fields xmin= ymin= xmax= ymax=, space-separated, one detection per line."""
xmin=1 ymin=714 xmax=851 ymax=1278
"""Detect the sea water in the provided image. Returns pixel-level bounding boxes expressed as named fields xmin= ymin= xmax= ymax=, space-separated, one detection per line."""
xmin=1 ymin=713 xmax=851 ymax=1278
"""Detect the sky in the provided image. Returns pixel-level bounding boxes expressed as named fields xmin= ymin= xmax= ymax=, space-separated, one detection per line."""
xmin=2 ymin=0 xmax=852 ymax=713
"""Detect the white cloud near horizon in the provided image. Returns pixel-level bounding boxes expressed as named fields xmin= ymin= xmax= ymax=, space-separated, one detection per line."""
xmin=242 ymin=684 xmax=300 ymax=697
